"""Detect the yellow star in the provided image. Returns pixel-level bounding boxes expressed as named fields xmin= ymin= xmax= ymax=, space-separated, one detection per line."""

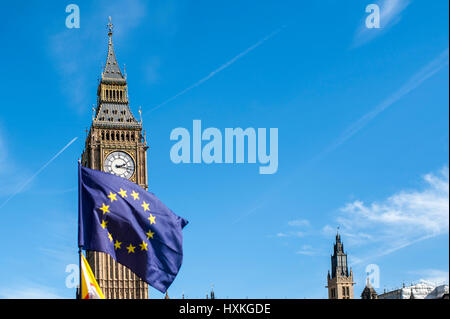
xmin=114 ymin=240 xmax=122 ymax=250
xmin=100 ymin=220 xmax=108 ymax=229
xmin=139 ymin=241 xmax=148 ymax=251
xmin=141 ymin=201 xmax=150 ymax=212
xmin=108 ymin=192 xmax=118 ymax=202
xmin=146 ymin=230 xmax=154 ymax=240
xmin=108 ymin=232 xmax=113 ymax=242
xmin=131 ymin=190 xmax=140 ymax=200
xmin=148 ymin=214 xmax=156 ymax=224
xmin=118 ymin=188 xmax=127 ymax=198
xmin=99 ymin=203 xmax=110 ymax=214
xmin=126 ymin=244 xmax=135 ymax=254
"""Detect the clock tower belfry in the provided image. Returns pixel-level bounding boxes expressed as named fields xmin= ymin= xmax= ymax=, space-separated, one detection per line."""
xmin=81 ymin=17 xmax=149 ymax=299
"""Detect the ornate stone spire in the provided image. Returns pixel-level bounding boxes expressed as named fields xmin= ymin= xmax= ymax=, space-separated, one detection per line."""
xmin=93 ymin=17 xmax=140 ymax=128
xmin=102 ymin=17 xmax=125 ymax=82
xmin=336 ymin=226 xmax=341 ymax=243
xmin=327 ymin=231 xmax=355 ymax=299
xmin=331 ymin=230 xmax=348 ymax=277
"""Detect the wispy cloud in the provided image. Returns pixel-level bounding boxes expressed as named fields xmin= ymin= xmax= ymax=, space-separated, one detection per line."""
xmin=352 ymin=0 xmax=411 ymax=48
xmin=320 ymin=48 xmax=449 ymax=158
xmin=334 ymin=167 xmax=449 ymax=263
xmin=321 ymin=225 xmax=337 ymax=237
xmin=0 ymin=129 xmax=31 ymax=198
xmin=272 ymin=219 xmax=310 ymax=238
xmin=97 ymin=0 xmax=148 ymax=38
xmin=0 ymin=127 xmax=6 ymax=165
xmin=49 ymin=30 xmax=99 ymax=112
xmin=276 ymin=232 xmax=289 ymax=238
xmin=0 ymin=137 xmax=78 ymax=210
xmin=0 ymin=131 xmax=20 ymax=196
xmin=296 ymin=245 xmax=325 ymax=257
xmin=29 ymin=187 xmax=77 ymax=196
xmin=232 ymin=200 xmax=267 ymax=224
xmin=38 ymin=211 xmax=78 ymax=266
xmin=414 ymin=269 xmax=449 ymax=285
xmin=287 ymin=219 xmax=310 ymax=227
xmin=49 ymin=0 xmax=149 ymax=112
xmin=276 ymin=231 xmax=305 ymax=238
xmin=0 ymin=285 xmax=63 ymax=299
xmin=143 ymin=56 xmax=162 ymax=85
xmin=145 ymin=25 xmax=286 ymax=115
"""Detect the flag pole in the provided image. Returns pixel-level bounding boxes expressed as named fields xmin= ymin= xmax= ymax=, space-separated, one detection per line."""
xmin=78 ymin=247 xmax=82 ymax=299
xmin=78 ymin=158 xmax=82 ymax=299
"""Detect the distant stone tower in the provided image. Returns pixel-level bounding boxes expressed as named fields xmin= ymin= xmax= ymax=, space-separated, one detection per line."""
xmin=326 ymin=231 xmax=355 ymax=299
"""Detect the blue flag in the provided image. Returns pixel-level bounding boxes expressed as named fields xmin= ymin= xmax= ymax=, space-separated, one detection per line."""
xmin=78 ymin=163 xmax=188 ymax=293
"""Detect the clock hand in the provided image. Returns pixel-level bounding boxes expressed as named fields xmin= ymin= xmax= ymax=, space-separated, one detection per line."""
xmin=115 ymin=166 xmax=134 ymax=171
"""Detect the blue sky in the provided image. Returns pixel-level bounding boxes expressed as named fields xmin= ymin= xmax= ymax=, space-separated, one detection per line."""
xmin=0 ymin=0 xmax=448 ymax=298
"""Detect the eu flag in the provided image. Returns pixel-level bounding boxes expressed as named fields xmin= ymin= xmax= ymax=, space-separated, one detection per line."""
xmin=78 ymin=163 xmax=188 ymax=293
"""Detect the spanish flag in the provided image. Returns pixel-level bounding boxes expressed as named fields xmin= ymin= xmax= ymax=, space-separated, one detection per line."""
xmin=80 ymin=253 xmax=105 ymax=299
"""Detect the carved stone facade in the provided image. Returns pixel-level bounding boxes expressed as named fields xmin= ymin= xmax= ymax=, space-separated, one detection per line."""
xmin=81 ymin=18 xmax=149 ymax=299
xmin=326 ymin=232 xmax=355 ymax=299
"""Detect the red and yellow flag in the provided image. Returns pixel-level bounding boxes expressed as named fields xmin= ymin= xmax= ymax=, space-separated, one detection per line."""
xmin=80 ymin=253 xmax=105 ymax=299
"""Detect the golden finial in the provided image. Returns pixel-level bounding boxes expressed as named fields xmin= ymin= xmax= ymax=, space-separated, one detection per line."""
xmin=138 ymin=106 xmax=142 ymax=123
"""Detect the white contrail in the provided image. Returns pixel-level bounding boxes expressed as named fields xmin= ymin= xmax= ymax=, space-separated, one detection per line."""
xmin=233 ymin=48 xmax=449 ymax=224
xmin=145 ymin=26 xmax=286 ymax=115
xmin=323 ymin=48 xmax=449 ymax=157
xmin=0 ymin=137 xmax=79 ymax=210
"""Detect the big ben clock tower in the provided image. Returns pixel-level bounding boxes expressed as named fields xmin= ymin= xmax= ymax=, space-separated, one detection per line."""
xmin=81 ymin=18 xmax=149 ymax=299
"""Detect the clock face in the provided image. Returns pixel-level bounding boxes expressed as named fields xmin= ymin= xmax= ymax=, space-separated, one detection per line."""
xmin=104 ymin=151 xmax=135 ymax=180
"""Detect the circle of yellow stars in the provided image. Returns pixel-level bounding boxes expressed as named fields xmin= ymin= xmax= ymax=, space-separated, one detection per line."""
xmin=97 ymin=188 xmax=157 ymax=254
